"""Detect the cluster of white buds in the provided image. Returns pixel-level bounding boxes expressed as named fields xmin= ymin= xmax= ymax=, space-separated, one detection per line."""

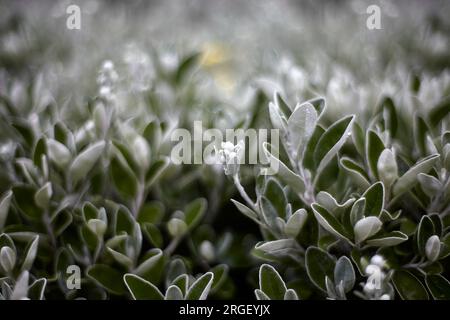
xmin=362 ymin=254 xmax=392 ymax=300
xmin=123 ymin=44 xmax=153 ymax=92
xmin=216 ymin=140 xmax=244 ymax=177
xmin=97 ymin=60 xmax=119 ymax=102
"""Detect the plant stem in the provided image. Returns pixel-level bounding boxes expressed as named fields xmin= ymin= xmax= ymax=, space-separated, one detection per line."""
xmin=233 ymin=174 xmax=257 ymax=211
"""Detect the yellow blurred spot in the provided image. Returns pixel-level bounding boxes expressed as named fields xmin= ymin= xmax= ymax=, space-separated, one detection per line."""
xmin=213 ymin=68 xmax=235 ymax=94
xmin=200 ymin=42 xmax=229 ymax=67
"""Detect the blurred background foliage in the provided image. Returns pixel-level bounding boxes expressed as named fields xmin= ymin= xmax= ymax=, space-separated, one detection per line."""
xmin=0 ymin=0 xmax=449 ymax=299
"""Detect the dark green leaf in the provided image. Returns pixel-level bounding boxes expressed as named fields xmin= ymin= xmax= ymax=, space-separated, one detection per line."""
xmin=259 ymin=264 xmax=287 ymax=300
xmin=87 ymin=264 xmax=126 ymax=295
xmin=123 ymin=273 xmax=163 ymax=300
xmin=305 ymin=246 xmax=336 ymax=292
xmin=392 ymin=270 xmax=429 ymax=300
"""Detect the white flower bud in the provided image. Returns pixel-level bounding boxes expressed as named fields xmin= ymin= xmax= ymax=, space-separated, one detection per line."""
xmin=0 ymin=246 xmax=16 ymax=273
xmin=34 ymin=182 xmax=52 ymax=209
xmin=218 ymin=140 xmax=244 ymax=176
xmin=132 ymin=135 xmax=151 ymax=171
xmin=370 ymin=255 xmax=386 ymax=268
xmin=47 ymin=139 xmax=72 ymax=168
xmin=87 ymin=219 xmax=107 ymax=238
xmin=365 ymin=264 xmax=381 ymax=276
xmin=199 ymin=241 xmax=215 ymax=262
xmin=363 ymin=281 xmax=376 ymax=294
xmin=167 ymin=218 xmax=187 ymax=238
xmin=425 ymin=235 xmax=441 ymax=262
xmin=377 ymin=148 xmax=398 ymax=187
xmin=379 ymin=294 xmax=391 ymax=300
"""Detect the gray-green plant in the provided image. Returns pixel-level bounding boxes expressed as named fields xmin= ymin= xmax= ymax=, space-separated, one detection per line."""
xmin=1 ymin=0 xmax=450 ymax=301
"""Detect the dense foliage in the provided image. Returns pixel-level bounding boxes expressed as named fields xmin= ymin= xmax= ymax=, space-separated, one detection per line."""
xmin=0 ymin=0 xmax=450 ymax=300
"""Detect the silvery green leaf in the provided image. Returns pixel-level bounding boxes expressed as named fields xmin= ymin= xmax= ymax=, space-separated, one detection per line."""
xmin=47 ymin=139 xmax=72 ymax=169
xmin=21 ymin=235 xmax=39 ymax=272
xmin=425 ymin=275 xmax=450 ymax=300
xmin=69 ymin=141 xmax=105 ymax=184
xmin=145 ymin=157 xmax=170 ymax=188
xmin=134 ymin=249 xmax=163 ymax=277
xmin=354 ymin=216 xmax=382 ymax=244
xmin=365 ymin=130 xmax=385 ymax=180
xmin=425 ymin=135 xmax=438 ymax=155
xmin=1 ymin=281 xmax=12 ymax=300
xmin=352 ymin=121 xmax=365 ymax=156
xmin=111 ymin=150 xmax=138 ymax=199
xmin=313 ymin=115 xmax=355 ymax=184
xmin=16 ymin=158 xmax=39 ymax=185
xmin=28 ymin=278 xmax=47 ymax=300
xmin=325 ymin=276 xmax=336 ymax=299
xmin=185 ymin=272 xmax=214 ymax=300
xmin=274 ymin=91 xmax=292 ymax=117
xmin=93 ymin=102 xmax=108 ymax=136
xmin=316 ymin=191 xmax=354 ymax=215
xmin=334 ymin=256 xmax=355 ymax=293
xmin=107 ymin=247 xmax=133 ymax=269
xmin=365 ymin=231 xmax=408 ymax=247
xmin=255 ymin=289 xmax=270 ymax=300
xmin=231 ymin=199 xmax=260 ymax=224
xmin=305 ymin=246 xmax=336 ymax=292
xmin=443 ymin=144 xmax=450 ymax=171
xmin=210 ymin=264 xmax=228 ymax=293
xmin=33 ymin=137 xmax=47 ymax=169
xmin=379 ymin=209 xmax=402 ymax=222
xmin=285 ymin=208 xmax=307 ymax=238
xmin=425 ymin=235 xmax=441 ymax=262
xmin=184 ymin=198 xmax=207 ymax=230
xmin=143 ymin=120 xmax=162 ymax=155
xmin=377 ymin=148 xmax=398 ymax=188
xmin=417 ymin=173 xmax=442 ymax=198
xmin=254 ymin=239 xmax=300 ymax=258
xmin=335 ymin=280 xmax=346 ymax=300
xmin=417 ymin=215 xmax=435 ymax=256
xmin=262 ymin=142 xmax=305 ymax=194
xmin=88 ymin=264 xmax=126 ymax=295
xmin=350 ymin=197 xmax=365 ymax=226
xmin=87 ymin=219 xmax=107 ymax=237
xmin=34 ymin=182 xmax=52 ymax=209
xmin=12 ymin=185 xmax=43 ymax=219
xmin=306 ymin=97 xmax=326 ymax=119
xmin=0 ymin=190 xmax=13 ymax=230
xmin=381 ymin=97 xmax=398 ymax=137
xmin=260 ymin=196 xmax=279 ymax=230
xmin=429 ymin=97 xmax=450 ymax=127
xmin=284 ymin=289 xmax=299 ymax=300
xmin=392 ymin=270 xmax=429 ymax=300
xmin=165 ymin=285 xmax=184 ymax=300
xmin=268 ymin=102 xmax=287 ymax=132
xmin=166 ymin=259 xmax=186 ymax=287
xmin=340 ymin=157 xmax=370 ymax=189
xmin=362 ymin=182 xmax=384 ymax=217
xmin=0 ymin=246 xmax=16 ymax=273
xmin=264 ymin=178 xmax=287 ymax=219
xmin=311 ymin=203 xmax=351 ymax=242
xmin=171 ymin=274 xmax=189 ymax=296
xmin=287 ymin=102 xmax=317 ymax=159
xmin=259 ymin=264 xmax=287 ymax=300
xmin=142 ymin=223 xmax=163 ymax=248
xmin=11 ymin=271 xmax=29 ymax=300
xmin=123 ymin=273 xmax=163 ymax=300
xmin=392 ymin=154 xmax=440 ymax=197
